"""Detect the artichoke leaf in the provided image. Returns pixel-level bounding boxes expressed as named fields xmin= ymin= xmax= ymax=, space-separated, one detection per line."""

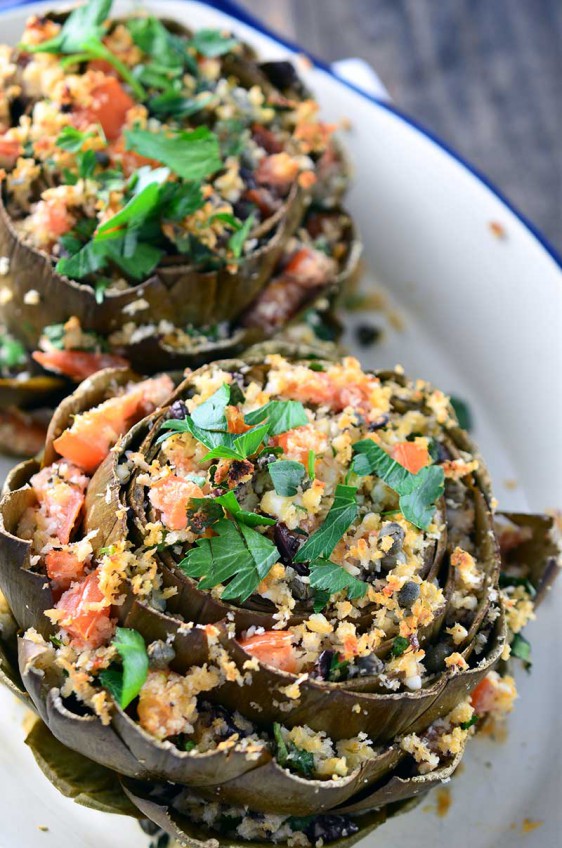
xmin=496 ymin=511 xmax=561 ymax=607
xmin=25 ymin=716 xmax=141 ymax=817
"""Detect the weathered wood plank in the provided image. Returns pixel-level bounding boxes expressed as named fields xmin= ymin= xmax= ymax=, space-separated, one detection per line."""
xmin=237 ymin=0 xmax=561 ymax=250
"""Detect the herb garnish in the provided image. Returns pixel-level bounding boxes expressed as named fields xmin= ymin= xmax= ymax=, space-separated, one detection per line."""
xmin=179 ymin=518 xmax=279 ymax=602
xmin=0 ymin=333 xmax=26 ymax=370
xmin=124 ymin=126 xmax=222 ymax=182
xmin=294 ymin=485 xmax=358 ymax=563
xmin=391 ymin=636 xmax=410 ymax=657
xmin=99 ymin=627 xmax=149 ymax=708
xmin=273 ymin=723 xmax=315 ymax=778
xmin=352 ymin=440 xmax=444 ymax=530
xmin=268 ymin=460 xmax=306 ymax=497
xmin=188 ymin=491 xmax=276 ymax=531
xmin=450 ymin=396 xmax=472 ymax=432
xmin=511 ymin=633 xmax=532 ymax=671
xmin=308 ymin=559 xmax=367 ymax=601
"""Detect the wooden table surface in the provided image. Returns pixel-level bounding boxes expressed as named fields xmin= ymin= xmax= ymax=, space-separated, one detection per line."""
xmin=238 ymin=0 xmax=561 ymax=254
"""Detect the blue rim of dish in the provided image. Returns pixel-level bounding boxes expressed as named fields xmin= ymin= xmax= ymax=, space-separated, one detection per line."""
xmin=1 ymin=0 xmax=560 ymax=268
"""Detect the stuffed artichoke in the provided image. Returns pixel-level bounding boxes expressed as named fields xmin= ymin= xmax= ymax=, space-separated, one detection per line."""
xmin=0 ymin=0 xmax=357 ymax=397
xmin=0 ymin=351 xmax=557 ymax=847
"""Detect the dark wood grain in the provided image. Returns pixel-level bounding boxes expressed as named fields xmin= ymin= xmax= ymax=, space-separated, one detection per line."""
xmin=237 ymin=0 xmax=562 ymax=252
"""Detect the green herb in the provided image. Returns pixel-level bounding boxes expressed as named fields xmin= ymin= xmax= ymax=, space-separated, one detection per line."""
xmin=187 ymin=492 xmax=275 ymax=531
xmin=99 ymin=627 xmax=148 ymax=708
xmin=228 ymin=213 xmax=255 ymax=259
xmin=268 ymin=460 xmax=305 ymax=496
xmin=21 ymin=0 xmax=145 ymax=99
xmin=289 ymin=817 xmax=315 ymax=833
xmin=124 ymin=126 xmax=222 ymax=181
xmin=188 ymin=29 xmax=239 ymax=57
xmin=294 ymin=485 xmax=358 ymax=563
xmin=460 ymin=715 xmax=479 ymax=730
xmin=0 ymin=334 xmax=26 ymax=370
xmin=55 ymin=126 xmax=97 ymax=153
xmin=511 ymin=633 xmax=532 ymax=670
xmin=149 ymin=92 xmax=213 ymax=119
xmin=312 ymin=589 xmax=331 ymax=613
xmin=98 ymin=545 xmax=116 ymax=556
xmin=308 ymin=361 xmax=325 ymax=372
xmin=273 ymin=723 xmax=315 ymax=778
xmin=179 ymin=518 xmax=279 ymax=602
xmin=245 ymin=400 xmax=308 ymax=436
xmin=202 ymin=423 xmax=270 ymax=462
xmin=191 ymin=383 xmax=230 ymax=430
xmin=95 ymin=180 xmax=164 ymax=239
xmin=352 ymin=440 xmax=444 ymax=530
xmin=49 ymin=635 xmax=63 ymax=648
xmin=42 ymin=324 xmax=66 ymax=350
xmin=126 ymin=16 xmax=185 ymax=70
xmin=94 ymin=277 xmax=112 ymax=304
xmin=307 ymin=450 xmax=316 ymax=480
xmin=450 ymin=396 xmax=473 ymax=432
xmin=308 ymin=558 xmax=367 ymax=601
xmin=498 ymin=573 xmax=536 ymax=598
xmin=391 ymin=636 xmax=410 ymax=657
xmin=183 ymin=739 xmax=196 ymax=752
xmin=327 ymin=653 xmax=349 ymax=682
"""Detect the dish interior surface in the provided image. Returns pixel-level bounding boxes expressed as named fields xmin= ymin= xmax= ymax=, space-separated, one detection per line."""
xmin=0 ymin=1 xmax=560 ymax=847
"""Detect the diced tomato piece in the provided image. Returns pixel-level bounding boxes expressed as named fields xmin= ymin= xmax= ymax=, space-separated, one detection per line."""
xmin=0 ymin=136 xmax=22 ymax=168
xmin=73 ymin=77 xmax=135 ymax=141
xmin=148 ymin=475 xmax=204 ymax=531
xmin=87 ymin=59 xmax=118 ymax=77
xmin=33 ymin=199 xmax=75 ymax=242
xmin=255 ymin=153 xmax=300 ymax=190
xmin=238 ymin=630 xmax=299 ymax=673
xmin=225 ymin=404 xmax=251 ymax=435
xmin=45 ymin=548 xmax=87 ymax=589
xmin=53 ymin=375 xmax=174 ymax=473
xmin=30 ymin=463 xmax=87 ymax=545
xmin=272 ymin=424 xmax=325 ymax=464
xmin=108 ymin=134 xmax=160 ymax=177
xmin=56 ymin=571 xmax=113 ymax=648
xmin=32 ymin=349 xmax=129 ymax=381
xmin=283 ymin=246 xmax=335 ymax=288
xmin=391 ymin=442 xmax=431 ymax=475
xmin=470 ymin=676 xmax=497 ymax=714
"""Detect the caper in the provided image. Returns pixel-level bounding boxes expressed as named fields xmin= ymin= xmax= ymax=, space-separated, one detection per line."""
xmin=398 ymin=581 xmax=420 ymax=608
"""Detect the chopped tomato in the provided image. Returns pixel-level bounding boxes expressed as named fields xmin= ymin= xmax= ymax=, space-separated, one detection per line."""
xmin=56 ymin=571 xmax=113 ymax=649
xmin=73 ymin=77 xmax=134 ymax=141
xmin=391 ymin=442 xmax=431 ymax=475
xmin=470 ymin=676 xmax=497 ymax=714
xmin=30 ymin=463 xmax=88 ymax=545
xmin=54 ymin=375 xmax=174 ymax=473
xmin=108 ymin=134 xmax=160 ymax=177
xmin=273 ymin=424 xmax=326 ymax=464
xmin=255 ymin=152 xmax=300 ymax=191
xmin=225 ymin=404 xmax=251 ymax=435
xmin=87 ymin=59 xmax=118 ymax=77
xmin=284 ymin=246 xmax=335 ymax=289
xmin=148 ymin=475 xmax=204 ymax=531
xmin=0 ymin=136 xmax=22 ymax=168
xmin=45 ymin=548 xmax=87 ymax=589
xmin=33 ymin=199 xmax=75 ymax=242
xmin=32 ymin=349 xmax=129 ymax=381
xmin=238 ymin=630 xmax=299 ymax=673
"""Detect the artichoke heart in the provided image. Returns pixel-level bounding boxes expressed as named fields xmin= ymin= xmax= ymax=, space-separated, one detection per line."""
xmin=0 ymin=348 xmax=558 ymax=847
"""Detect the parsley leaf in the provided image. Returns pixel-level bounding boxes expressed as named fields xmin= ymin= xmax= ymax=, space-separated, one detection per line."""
xmin=126 ymin=16 xmax=185 ymax=69
xmin=179 ymin=518 xmax=279 ymax=602
xmin=308 ymin=558 xmax=367 ymax=601
xmin=124 ymin=126 xmax=222 ymax=181
xmin=149 ymin=92 xmax=213 ymax=119
xmin=189 ymin=29 xmax=239 ymax=58
xmin=228 ymin=213 xmax=255 ymax=259
xmin=273 ymin=722 xmax=315 ymax=778
xmin=55 ymin=126 xmax=97 ymax=153
xmin=99 ymin=627 xmax=148 ymax=708
xmin=352 ymin=440 xmax=444 ymax=530
xmin=391 ymin=636 xmax=410 ymax=657
xmin=511 ymin=633 xmax=532 ymax=671
xmin=191 ymin=384 xmax=231 ymax=430
xmin=202 ymin=423 xmax=270 ymax=462
xmin=245 ymin=400 xmax=308 ymax=436
xmin=450 ymin=395 xmax=473 ymax=432
xmin=294 ymin=485 xmax=358 ymax=563
xmin=187 ymin=492 xmax=275 ymax=531
xmin=269 ymin=460 xmax=305 ymax=496
xmin=0 ymin=333 xmax=26 ymax=370
xmin=307 ymin=450 xmax=316 ymax=480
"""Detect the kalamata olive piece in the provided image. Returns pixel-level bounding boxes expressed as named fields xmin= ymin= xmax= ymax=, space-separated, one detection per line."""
xmin=303 ymin=815 xmax=359 ymax=843
xmin=274 ymin=522 xmax=301 ymax=565
xmin=424 ymin=642 xmax=453 ymax=674
xmin=311 ymin=649 xmax=335 ymax=680
xmin=168 ymin=400 xmax=188 ymax=420
xmin=147 ymin=640 xmax=176 ymax=670
xmin=398 ymin=581 xmax=420 ymax=608
xmin=378 ymin=522 xmax=406 ymax=570
xmin=355 ymin=323 xmax=382 ymax=347
xmin=368 ymin=414 xmax=390 ymax=431
xmin=348 ymin=653 xmax=384 ymax=678
xmin=259 ymin=60 xmax=300 ymax=91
